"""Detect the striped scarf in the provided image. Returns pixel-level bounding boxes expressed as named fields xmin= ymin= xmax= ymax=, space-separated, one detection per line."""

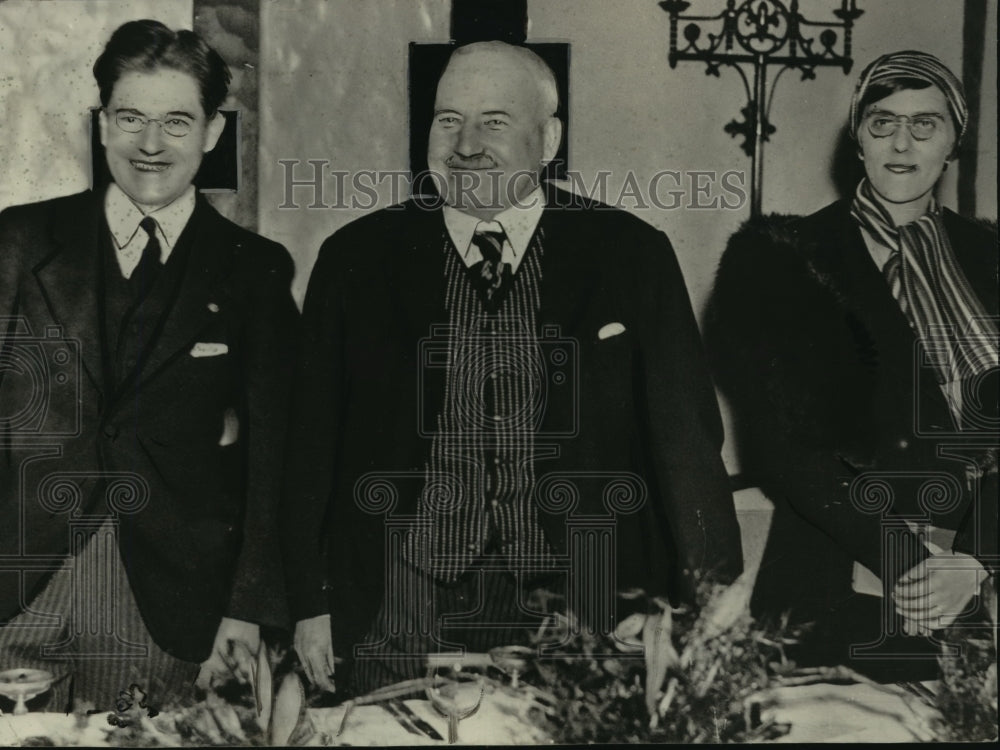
xmin=851 ymin=179 xmax=998 ymax=425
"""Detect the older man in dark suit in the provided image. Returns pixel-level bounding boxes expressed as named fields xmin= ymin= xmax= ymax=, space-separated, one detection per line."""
xmin=0 ymin=20 xmax=298 ymax=710
xmin=283 ymin=40 xmax=741 ymax=694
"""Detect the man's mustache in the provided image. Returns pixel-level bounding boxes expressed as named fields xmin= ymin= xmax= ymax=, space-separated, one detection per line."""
xmin=445 ymin=154 xmax=497 ymax=170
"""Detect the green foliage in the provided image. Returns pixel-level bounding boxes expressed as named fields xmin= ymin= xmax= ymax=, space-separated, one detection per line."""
xmin=522 ymin=583 xmax=796 ymax=743
xmin=932 ymin=624 xmax=998 ymax=743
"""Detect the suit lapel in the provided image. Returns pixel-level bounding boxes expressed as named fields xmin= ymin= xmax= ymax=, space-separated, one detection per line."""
xmin=535 ymin=202 xmax=596 ymax=335
xmin=386 ymin=206 xmax=449 ymax=341
xmin=32 ymin=192 xmax=105 ymax=393
xmin=836 ymin=215 xmax=917 ymax=361
xmin=825 ymin=204 xmax=955 ymax=431
xmin=134 ymin=199 xmax=227 ymax=388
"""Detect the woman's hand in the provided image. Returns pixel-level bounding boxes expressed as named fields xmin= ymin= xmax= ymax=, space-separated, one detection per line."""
xmin=893 ymin=552 xmax=988 ymax=636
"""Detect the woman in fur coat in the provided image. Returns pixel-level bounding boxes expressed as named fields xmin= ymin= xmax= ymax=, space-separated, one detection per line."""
xmin=706 ymin=50 xmax=997 ymax=681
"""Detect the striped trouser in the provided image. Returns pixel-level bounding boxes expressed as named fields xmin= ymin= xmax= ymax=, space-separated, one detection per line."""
xmin=0 ymin=520 xmax=199 ymax=713
xmin=350 ymin=549 xmax=558 ymax=695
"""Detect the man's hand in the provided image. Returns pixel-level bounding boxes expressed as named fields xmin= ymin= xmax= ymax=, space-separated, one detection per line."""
xmin=293 ymin=614 xmax=337 ymax=693
xmin=893 ymin=552 xmax=987 ymax=636
xmin=196 ymin=617 xmax=261 ymax=690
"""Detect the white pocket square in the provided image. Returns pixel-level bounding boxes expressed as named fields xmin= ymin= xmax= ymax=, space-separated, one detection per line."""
xmin=190 ymin=342 xmax=229 ymax=358
xmin=598 ymin=322 xmax=626 ymax=340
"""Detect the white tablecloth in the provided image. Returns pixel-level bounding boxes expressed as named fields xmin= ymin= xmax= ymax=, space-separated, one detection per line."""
xmin=308 ymin=682 xmax=551 ymax=745
xmin=0 ymin=680 xmax=944 ymax=745
xmin=760 ymin=682 xmax=940 ymax=743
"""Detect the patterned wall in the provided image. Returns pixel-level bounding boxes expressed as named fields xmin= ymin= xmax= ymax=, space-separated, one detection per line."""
xmin=193 ymin=0 xmax=259 ymax=227
xmin=257 ymin=0 xmax=452 ymax=304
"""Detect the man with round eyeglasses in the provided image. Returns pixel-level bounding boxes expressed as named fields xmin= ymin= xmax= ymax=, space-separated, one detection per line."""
xmin=0 ymin=20 xmax=298 ymax=711
xmin=113 ymin=111 xmax=196 ymax=137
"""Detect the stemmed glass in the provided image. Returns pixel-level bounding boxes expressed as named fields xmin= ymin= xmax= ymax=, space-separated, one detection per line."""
xmin=0 ymin=669 xmax=56 ymax=715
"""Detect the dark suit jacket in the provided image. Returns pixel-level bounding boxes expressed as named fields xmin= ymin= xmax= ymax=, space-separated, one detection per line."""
xmin=282 ymin=187 xmax=743 ymax=659
xmin=0 ymin=189 xmax=299 ymax=662
xmin=706 ymin=200 xmax=998 ymax=651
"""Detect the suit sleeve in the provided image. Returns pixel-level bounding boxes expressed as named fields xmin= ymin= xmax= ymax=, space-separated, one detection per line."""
xmin=280 ymin=237 xmax=347 ymax=622
xmin=0 ymin=207 xmax=26 ymax=373
xmin=637 ymin=228 xmax=743 ymax=600
xmin=225 ymin=242 xmax=301 ymax=628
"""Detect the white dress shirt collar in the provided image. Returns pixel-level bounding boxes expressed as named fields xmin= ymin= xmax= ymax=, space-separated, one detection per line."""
xmin=104 ymin=183 xmax=196 ymax=278
xmin=442 ymin=188 xmax=546 ymax=273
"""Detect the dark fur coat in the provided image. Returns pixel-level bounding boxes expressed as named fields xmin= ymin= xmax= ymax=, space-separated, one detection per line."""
xmin=705 ymin=199 xmax=997 ymax=676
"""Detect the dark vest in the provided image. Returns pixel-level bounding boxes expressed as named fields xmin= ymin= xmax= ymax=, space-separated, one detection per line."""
xmin=403 ymin=232 xmax=556 ymax=582
xmin=99 ymin=213 xmax=195 ymax=395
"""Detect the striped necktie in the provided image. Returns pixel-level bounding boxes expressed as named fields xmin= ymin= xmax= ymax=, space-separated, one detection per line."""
xmin=469 ymin=226 xmax=511 ymax=312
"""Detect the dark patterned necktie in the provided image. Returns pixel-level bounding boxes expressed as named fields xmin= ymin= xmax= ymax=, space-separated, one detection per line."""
xmin=130 ymin=215 xmax=163 ymax=295
xmin=469 ymin=226 xmax=512 ymax=312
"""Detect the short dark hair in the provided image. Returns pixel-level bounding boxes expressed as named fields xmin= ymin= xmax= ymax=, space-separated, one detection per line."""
xmin=93 ymin=19 xmax=231 ymax=116
xmin=857 ymin=77 xmax=935 ymax=120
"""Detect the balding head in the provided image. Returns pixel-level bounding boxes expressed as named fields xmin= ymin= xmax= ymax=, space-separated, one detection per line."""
xmin=427 ymin=41 xmax=563 ymax=219
xmin=444 ymin=41 xmax=559 ymax=119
